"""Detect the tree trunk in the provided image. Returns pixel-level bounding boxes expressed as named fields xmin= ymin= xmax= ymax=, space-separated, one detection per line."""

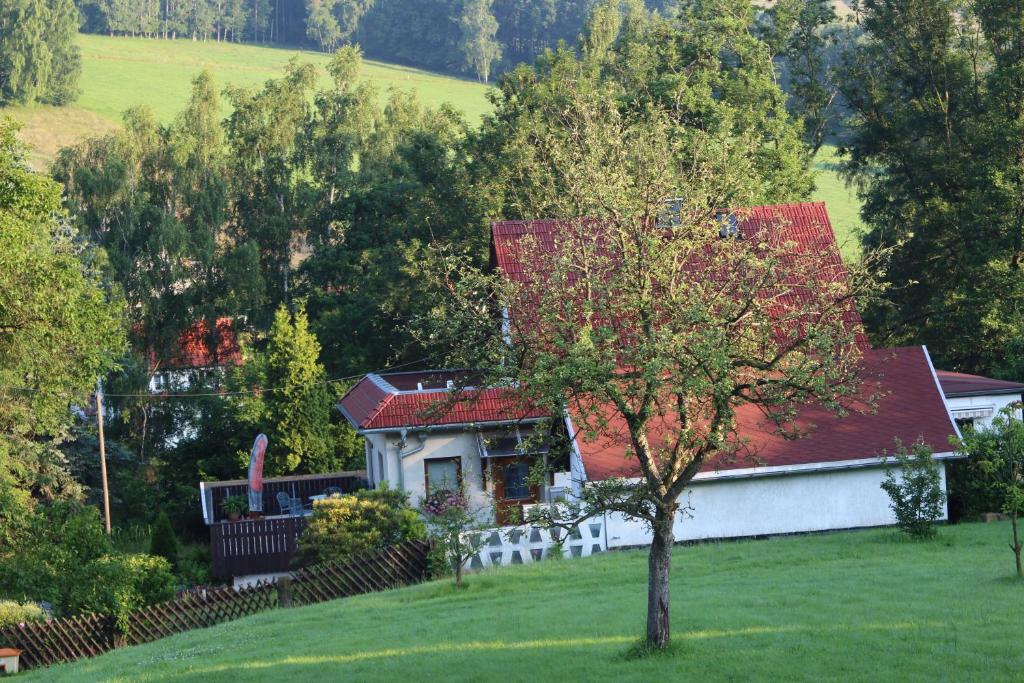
xmin=1012 ymin=513 xmax=1022 ymax=578
xmin=453 ymin=533 xmax=463 ymax=587
xmin=646 ymin=504 xmax=676 ymax=649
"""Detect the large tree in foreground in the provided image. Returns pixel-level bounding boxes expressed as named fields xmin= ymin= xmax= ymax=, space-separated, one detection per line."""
xmin=421 ymin=84 xmax=878 ymax=649
xmin=0 ymin=118 xmax=124 ymax=546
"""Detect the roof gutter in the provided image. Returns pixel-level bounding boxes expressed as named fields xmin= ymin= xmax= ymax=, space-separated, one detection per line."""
xmin=944 ymin=388 xmax=1024 ymax=399
xmin=395 ymin=429 xmax=427 ymax=491
xmin=595 ymin=451 xmax=963 ymax=486
xmin=353 ymin=416 xmax=546 ymax=435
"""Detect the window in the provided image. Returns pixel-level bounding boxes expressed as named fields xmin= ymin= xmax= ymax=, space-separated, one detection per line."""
xmin=425 ymin=458 xmax=461 ymax=494
xmin=716 ymin=212 xmax=739 ymax=238
xmin=503 ymin=462 xmax=532 ymax=500
xmin=955 ymin=417 xmax=976 ymax=432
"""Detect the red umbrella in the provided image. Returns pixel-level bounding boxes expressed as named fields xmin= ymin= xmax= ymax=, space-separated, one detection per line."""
xmin=247 ymin=434 xmax=268 ymax=515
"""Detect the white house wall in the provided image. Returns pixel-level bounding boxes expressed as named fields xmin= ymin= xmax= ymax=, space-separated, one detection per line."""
xmin=945 ymin=393 xmax=1022 ymax=429
xmin=364 ymin=431 xmax=490 ymax=511
xmin=604 ymin=464 xmax=948 ymax=549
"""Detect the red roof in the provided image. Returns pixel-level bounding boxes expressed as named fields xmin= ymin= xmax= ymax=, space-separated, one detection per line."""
xmin=936 ymin=370 xmax=1024 ymax=398
xmin=574 ymin=346 xmax=959 ymax=480
xmin=147 ymin=318 xmax=243 ymax=371
xmin=339 ymin=371 xmax=548 ymax=431
xmin=341 ymin=203 xmax=958 ymax=479
xmin=490 ymin=202 xmax=868 ymax=347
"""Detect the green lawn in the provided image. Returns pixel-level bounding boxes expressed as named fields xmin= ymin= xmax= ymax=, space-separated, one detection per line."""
xmin=29 ymin=522 xmax=1024 ymax=682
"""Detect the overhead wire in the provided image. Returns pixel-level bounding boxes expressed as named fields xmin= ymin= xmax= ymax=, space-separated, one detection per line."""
xmin=0 ymin=353 xmax=446 ymax=401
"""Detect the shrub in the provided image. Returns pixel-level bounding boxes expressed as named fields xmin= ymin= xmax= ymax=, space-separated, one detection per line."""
xmin=881 ymin=441 xmax=946 ymax=539
xmin=148 ymin=511 xmax=179 ymax=568
xmin=175 ymin=542 xmax=212 ymax=587
xmin=0 ymin=600 xmax=44 ymax=629
xmin=0 ymin=502 xmax=111 ymax=610
xmin=954 ymin=405 xmax=1024 ymax=577
xmin=65 ymin=554 xmax=176 ymax=625
xmin=296 ymin=486 xmax=426 ymax=566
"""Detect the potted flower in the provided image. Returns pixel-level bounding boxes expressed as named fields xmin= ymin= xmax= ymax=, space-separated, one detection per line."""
xmin=220 ymin=495 xmax=248 ymax=522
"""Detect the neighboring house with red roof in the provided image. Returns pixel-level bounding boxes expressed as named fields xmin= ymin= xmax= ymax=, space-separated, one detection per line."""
xmin=339 ymin=202 xmax=963 ymax=561
xmin=147 ymin=318 xmax=243 ymax=393
xmin=936 ymin=370 xmax=1024 ymax=430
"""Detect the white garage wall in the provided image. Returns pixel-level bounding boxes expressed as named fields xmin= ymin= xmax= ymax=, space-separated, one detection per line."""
xmin=604 ymin=464 xmax=949 ymax=549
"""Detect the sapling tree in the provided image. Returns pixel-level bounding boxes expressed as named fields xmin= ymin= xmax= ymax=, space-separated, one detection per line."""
xmin=418 ymin=80 xmax=880 ymax=649
xmin=954 ymin=405 xmax=1024 ymax=578
xmin=419 ymin=486 xmax=493 ymax=588
xmin=880 ymin=441 xmax=946 ymax=539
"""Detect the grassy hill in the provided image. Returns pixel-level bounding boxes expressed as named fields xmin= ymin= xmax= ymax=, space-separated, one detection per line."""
xmin=28 ymin=522 xmax=1023 ymax=682
xmin=1 ymin=34 xmax=863 ymax=259
xmin=2 ymin=34 xmax=492 ymax=168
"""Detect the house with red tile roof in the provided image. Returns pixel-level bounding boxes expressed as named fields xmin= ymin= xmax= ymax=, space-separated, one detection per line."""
xmin=146 ymin=318 xmax=243 ymax=393
xmin=339 ymin=202 xmax=963 ymax=558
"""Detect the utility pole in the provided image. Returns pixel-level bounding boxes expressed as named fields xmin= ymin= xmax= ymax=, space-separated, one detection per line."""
xmin=96 ymin=380 xmax=112 ymax=534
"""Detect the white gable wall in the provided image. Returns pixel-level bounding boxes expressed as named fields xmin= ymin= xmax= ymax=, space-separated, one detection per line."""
xmin=363 ymin=430 xmax=490 ymax=512
xmin=945 ymin=393 xmax=1022 ymax=430
xmin=604 ymin=462 xmax=949 ymax=549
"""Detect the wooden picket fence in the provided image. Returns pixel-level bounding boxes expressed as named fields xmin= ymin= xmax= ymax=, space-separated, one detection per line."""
xmin=0 ymin=540 xmax=430 ymax=671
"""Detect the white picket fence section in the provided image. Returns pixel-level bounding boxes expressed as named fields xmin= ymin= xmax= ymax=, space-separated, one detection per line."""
xmin=464 ymin=515 xmax=607 ymax=569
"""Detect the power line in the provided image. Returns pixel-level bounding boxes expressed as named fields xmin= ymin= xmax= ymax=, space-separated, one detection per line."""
xmin=1 ymin=354 xmax=444 ymax=401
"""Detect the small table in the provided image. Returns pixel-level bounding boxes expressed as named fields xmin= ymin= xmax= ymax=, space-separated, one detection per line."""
xmin=309 ymin=494 xmax=327 ymax=502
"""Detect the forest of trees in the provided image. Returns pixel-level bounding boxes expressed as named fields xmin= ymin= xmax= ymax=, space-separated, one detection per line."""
xmin=71 ymin=0 xmax=674 ymax=81
xmin=0 ymin=0 xmax=82 ymax=105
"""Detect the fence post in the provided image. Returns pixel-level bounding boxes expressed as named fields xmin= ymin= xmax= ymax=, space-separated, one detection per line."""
xmin=276 ymin=576 xmax=293 ymax=608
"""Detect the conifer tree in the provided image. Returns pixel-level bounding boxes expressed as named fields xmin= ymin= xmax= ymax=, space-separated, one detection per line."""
xmin=263 ymin=305 xmax=336 ymax=475
xmin=148 ymin=510 xmax=180 ymax=568
xmin=840 ymin=0 xmax=1024 ymax=376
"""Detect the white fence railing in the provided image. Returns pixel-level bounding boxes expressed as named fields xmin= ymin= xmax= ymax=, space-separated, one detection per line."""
xmin=464 ymin=514 xmax=607 ymax=569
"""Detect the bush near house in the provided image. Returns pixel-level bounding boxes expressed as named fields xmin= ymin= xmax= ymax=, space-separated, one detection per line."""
xmin=881 ymin=441 xmax=946 ymax=539
xmin=0 ymin=502 xmax=175 ymax=619
xmin=148 ymin=512 xmax=179 ymax=569
xmin=65 ymin=555 xmax=176 ymax=623
xmin=295 ymin=487 xmax=425 ymax=566
xmin=420 ymin=486 xmax=494 ymax=587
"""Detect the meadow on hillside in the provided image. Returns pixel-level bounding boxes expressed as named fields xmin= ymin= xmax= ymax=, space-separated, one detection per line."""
xmin=3 ymin=34 xmax=492 ymax=167
xmin=28 ymin=522 xmax=1024 ymax=682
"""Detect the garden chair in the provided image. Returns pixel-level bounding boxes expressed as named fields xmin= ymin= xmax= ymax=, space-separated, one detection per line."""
xmin=323 ymin=486 xmax=343 ymax=497
xmin=276 ymin=492 xmax=292 ymax=515
xmin=290 ymin=498 xmax=311 ymax=516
